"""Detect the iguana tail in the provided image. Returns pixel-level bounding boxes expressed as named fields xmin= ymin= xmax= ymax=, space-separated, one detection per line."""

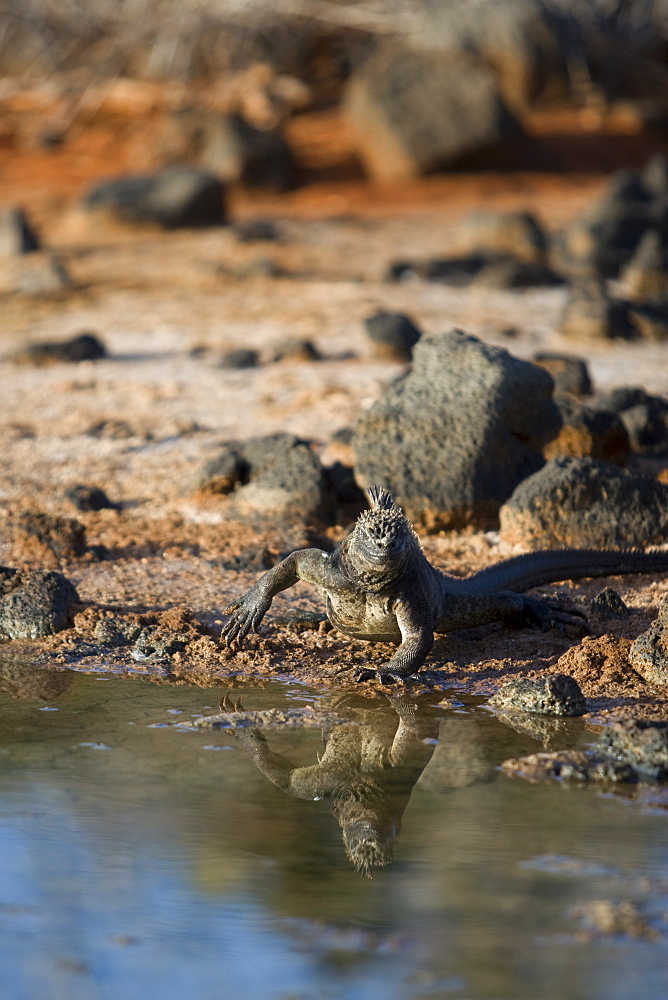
xmin=454 ymin=548 xmax=668 ymax=595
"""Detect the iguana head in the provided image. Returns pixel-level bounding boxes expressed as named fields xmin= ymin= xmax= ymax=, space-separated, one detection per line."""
xmin=344 ymin=487 xmax=419 ymax=583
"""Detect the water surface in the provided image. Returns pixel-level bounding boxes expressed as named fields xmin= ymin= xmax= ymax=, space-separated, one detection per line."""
xmin=0 ymin=664 xmax=666 ymax=1000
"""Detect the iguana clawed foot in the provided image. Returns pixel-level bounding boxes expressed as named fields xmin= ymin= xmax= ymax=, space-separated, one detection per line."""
xmin=514 ymin=595 xmax=589 ymax=636
xmin=222 ymin=589 xmax=270 ymax=649
xmin=355 ymin=665 xmax=418 ymax=685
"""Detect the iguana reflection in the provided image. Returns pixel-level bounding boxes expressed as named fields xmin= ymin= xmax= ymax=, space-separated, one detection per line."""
xmin=231 ymin=694 xmax=440 ymax=876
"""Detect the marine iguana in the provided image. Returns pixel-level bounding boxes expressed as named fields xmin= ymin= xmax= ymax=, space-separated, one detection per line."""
xmin=222 ymin=486 xmax=668 ymax=683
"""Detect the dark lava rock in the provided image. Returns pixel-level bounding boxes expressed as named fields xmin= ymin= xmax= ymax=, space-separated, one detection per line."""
xmin=595 ymin=719 xmax=668 ymax=780
xmin=363 ymin=311 xmax=422 ymax=362
xmin=233 ymin=219 xmax=281 ymax=243
xmin=270 ymin=338 xmax=321 ymax=363
xmin=471 ymin=257 xmax=563 ymax=290
xmin=544 ymin=396 xmax=630 ymax=466
xmin=83 ymin=167 xmax=226 ymax=229
xmin=65 ymin=484 xmax=119 ymax=512
xmin=387 ymin=253 xmax=561 ymax=289
xmin=0 ymin=567 xmax=79 ymax=639
xmin=625 ymin=303 xmax=668 ymax=343
xmin=590 ymin=587 xmax=629 ymax=621
xmin=596 ymin=387 xmax=668 ymax=457
xmin=452 ymin=209 xmax=549 ymax=263
xmin=499 ymin=456 xmax=668 ymax=548
xmin=344 ymin=40 xmax=521 ymax=181
xmin=489 ymin=673 xmax=587 ymax=716
xmin=620 ymin=229 xmax=668 ymax=304
xmin=532 ymin=352 xmax=592 ymax=397
xmin=353 ymin=328 xmax=561 ymax=529
xmin=559 ymin=278 xmax=632 ymax=341
xmin=202 ymin=114 xmax=295 ymax=191
xmin=629 ymin=596 xmax=668 ymax=686
xmin=11 ymin=511 xmax=88 ymax=568
xmin=0 ymin=206 xmax=40 ymax=255
xmin=161 ymin=109 xmax=295 ymax=191
xmin=218 ymin=348 xmax=260 ymax=369
xmin=7 ymin=331 xmax=107 ymax=365
xmin=556 ymin=167 xmax=662 ymax=278
xmin=93 ymin=615 xmax=144 ymax=647
xmin=195 ymin=446 xmax=245 ymax=495
xmin=195 ymin=433 xmax=328 ymax=525
xmin=131 ymin=627 xmax=187 ymax=664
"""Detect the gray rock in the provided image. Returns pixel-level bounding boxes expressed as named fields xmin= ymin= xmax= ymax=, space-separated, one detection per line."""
xmin=626 ymin=303 xmax=668 ymax=343
xmin=532 ymin=352 xmax=592 ymax=397
xmin=160 ymin=110 xmax=295 ymax=191
xmin=558 ymin=278 xmax=632 ymax=340
xmin=471 ymin=257 xmax=563 ymax=290
xmin=10 ymin=510 xmax=88 ymax=568
xmin=270 ymin=338 xmax=321 ymax=363
xmin=200 ymin=114 xmax=295 ymax=191
xmin=489 ymin=673 xmax=587 ymax=716
xmin=0 ymin=567 xmax=79 ymax=639
xmin=628 ymin=596 xmax=668 ymax=686
xmin=596 ymin=387 xmax=668 ymax=457
xmin=65 ymin=484 xmax=119 ymax=512
xmin=544 ymin=396 xmax=630 ymax=466
xmin=218 ymin=348 xmax=259 ymax=370
xmin=452 ymin=210 xmax=549 ymax=263
xmin=7 ymin=332 xmax=106 ymax=366
xmin=556 ymin=166 xmax=665 ymax=278
xmin=499 ymin=455 xmax=668 ymax=548
xmin=387 ymin=253 xmax=561 ymax=288
xmin=590 ymin=587 xmax=629 ymax=621
xmin=0 ymin=206 xmax=40 ymax=255
xmin=408 ymin=0 xmax=573 ymax=114
xmin=363 ymin=311 xmax=422 ymax=362
xmin=83 ymin=167 xmax=226 ymax=228
xmin=195 ymin=433 xmax=328 ymax=525
xmin=353 ymin=329 xmax=561 ymax=529
xmin=594 ymin=719 xmax=668 ymax=781
xmin=620 ymin=229 xmax=668 ymax=303
xmin=344 ymin=40 xmax=521 ymax=181
xmin=93 ymin=616 xmax=143 ymax=647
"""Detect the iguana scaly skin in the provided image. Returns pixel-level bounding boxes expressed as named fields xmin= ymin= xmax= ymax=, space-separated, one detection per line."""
xmin=222 ymin=487 xmax=668 ymax=683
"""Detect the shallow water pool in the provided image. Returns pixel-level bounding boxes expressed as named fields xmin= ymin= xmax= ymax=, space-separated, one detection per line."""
xmin=0 ymin=662 xmax=666 ymax=1000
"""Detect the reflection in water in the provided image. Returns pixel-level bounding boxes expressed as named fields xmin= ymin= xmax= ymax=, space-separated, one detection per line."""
xmin=0 ymin=672 xmax=666 ymax=1000
xmin=229 ymin=695 xmax=441 ymax=875
xmin=0 ymin=649 xmax=73 ymax=701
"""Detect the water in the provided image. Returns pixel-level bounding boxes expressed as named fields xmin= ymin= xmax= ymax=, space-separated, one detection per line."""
xmin=0 ymin=661 xmax=666 ymax=1000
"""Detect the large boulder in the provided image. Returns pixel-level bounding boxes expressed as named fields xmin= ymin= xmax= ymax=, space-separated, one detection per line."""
xmin=0 ymin=567 xmax=79 ymax=639
xmin=407 ymin=0 xmax=574 ymax=114
xmin=352 ymin=329 xmax=561 ymax=529
xmin=82 ymin=167 xmax=226 ymax=228
xmin=499 ymin=455 xmax=668 ymax=548
xmin=343 ymin=41 xmax=521 ymax=182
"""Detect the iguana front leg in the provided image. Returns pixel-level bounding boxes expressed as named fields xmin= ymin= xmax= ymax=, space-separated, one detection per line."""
xmin=222 ymin=548 xmax=332 ymax=649
xmin=356 ymin=599 xmax=434 ymax=684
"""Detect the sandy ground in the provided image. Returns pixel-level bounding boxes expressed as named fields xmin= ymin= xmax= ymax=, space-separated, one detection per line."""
xmin=2 ymin=108 xmax=668 ymax=723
